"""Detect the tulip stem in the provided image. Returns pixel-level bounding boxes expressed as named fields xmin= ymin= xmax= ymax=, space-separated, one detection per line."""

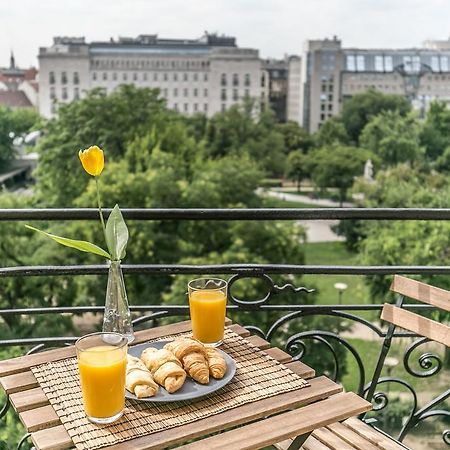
xmin=95 ymin=177 xmax=108 ymax=249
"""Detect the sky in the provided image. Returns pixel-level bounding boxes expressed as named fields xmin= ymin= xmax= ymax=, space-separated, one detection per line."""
xmin=1 ymin=0 xmax=450 ymax=68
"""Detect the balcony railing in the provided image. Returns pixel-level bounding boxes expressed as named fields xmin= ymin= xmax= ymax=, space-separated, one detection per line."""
xmin=0 ymin=208 xmax=449 ymax=449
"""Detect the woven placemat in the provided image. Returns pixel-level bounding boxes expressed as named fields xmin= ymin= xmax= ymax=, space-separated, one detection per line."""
xmin=32 ymin=328 xmax=309 ymax=450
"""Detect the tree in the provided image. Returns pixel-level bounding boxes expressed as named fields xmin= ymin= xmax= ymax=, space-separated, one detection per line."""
xmin=276 ymin=121 xmax=315 ymax=153
xmin=341 ymin=89 xmax=411 ymax=143
xmin=308 ymin=146 xmax=373 ymax=205
xmin=314 ymin=118 xmax=349 ymax=147
xmin=420 ymin=101 xmax=450 ymax=160
xmin=0 ymin=107 xmax=15 ymax=170
xmin=359 ymin=110 xmax=424 ymax=166
xmin=285 ymin=151 xmax=310 ymax=191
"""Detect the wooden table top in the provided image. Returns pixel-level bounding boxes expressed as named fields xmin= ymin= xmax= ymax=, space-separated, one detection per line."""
xmin=0 ymin=319 xmax=371 ymax=450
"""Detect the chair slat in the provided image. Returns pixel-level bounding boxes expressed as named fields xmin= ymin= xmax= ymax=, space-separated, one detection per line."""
xmin=381 ymin=304 xmax=450 ymax=348
xmin=390 ymin=275 xmax=450 ymax=312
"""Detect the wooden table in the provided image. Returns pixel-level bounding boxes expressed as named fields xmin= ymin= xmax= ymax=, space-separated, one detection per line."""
xmin=0 ymin=319 xmax=371 ymax=450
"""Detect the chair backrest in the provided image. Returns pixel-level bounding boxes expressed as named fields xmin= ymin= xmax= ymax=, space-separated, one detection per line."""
xmin=382 ymin=275 xmax=450 ymax=348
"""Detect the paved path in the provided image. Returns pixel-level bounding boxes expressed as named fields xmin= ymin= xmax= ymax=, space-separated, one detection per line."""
xmin=267 ymin=189 xmax=354 ymax=208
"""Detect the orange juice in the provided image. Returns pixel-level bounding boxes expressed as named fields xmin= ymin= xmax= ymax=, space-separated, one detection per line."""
xmin=78 ymin=345 xmax=126 ymax=419
xmin=189 ymin=290 xmax=227 ymax=343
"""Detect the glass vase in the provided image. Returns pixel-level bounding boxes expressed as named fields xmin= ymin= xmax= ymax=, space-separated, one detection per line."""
xmin=102 ymin=260 xmax=134 ymax=343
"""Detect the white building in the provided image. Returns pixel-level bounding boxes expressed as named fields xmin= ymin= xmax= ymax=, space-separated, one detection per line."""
xmin=38 ymin=34 xmax=263 ymax=118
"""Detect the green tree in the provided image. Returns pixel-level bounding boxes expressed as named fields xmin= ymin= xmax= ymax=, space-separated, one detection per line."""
xmin=285 ymin=151 xmax=310 ymax=191
xmin=315 ymin=118 xmax=349 ymax=147
xmin=341 ymin=89 xmax=411 ymax=143
xmin=420 ymin=101 xmax=450 ymax=160
xmin=359 ymin=110 xmax=424 ymax=166
xmin=276 ymin=121 xmax=315 ymax=153
xmin=308 ymin=146 xmax=373 ymax=205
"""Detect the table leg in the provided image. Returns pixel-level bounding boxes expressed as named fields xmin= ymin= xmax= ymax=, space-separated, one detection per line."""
xmin=287 ymin=431 xmax=312 ymax=450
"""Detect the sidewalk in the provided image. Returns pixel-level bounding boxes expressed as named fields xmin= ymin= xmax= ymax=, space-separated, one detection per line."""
xmin=267 ymin=188 xmax=354 ymax=208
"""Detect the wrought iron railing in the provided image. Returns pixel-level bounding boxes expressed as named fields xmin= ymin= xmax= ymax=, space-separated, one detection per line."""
xmin=0 ymin=208 xmax=449 ymax=449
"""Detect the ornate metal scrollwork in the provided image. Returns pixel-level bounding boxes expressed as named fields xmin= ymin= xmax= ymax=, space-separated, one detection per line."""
xmin=0 ymin=395 xmax=10 ymax=421
xmin=404 ymin=337 xmax=443 ymax=378
xmin=17 ymin=433 xmax=31 ymax=450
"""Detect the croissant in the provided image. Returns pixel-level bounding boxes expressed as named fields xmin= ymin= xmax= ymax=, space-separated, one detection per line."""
xmin=141 ymin=347 xmax=186 ymax=393
xmin=164 ymin=338 xmax=209 ymax=384
xmin=126 ymin=355 xmax=159 ymax=398
xmin=205 ymin=347 xmax=227 ymax=379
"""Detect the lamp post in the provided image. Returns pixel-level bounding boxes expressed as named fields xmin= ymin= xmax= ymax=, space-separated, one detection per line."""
xmin=334 ymin=282 xmax=348 ymax=305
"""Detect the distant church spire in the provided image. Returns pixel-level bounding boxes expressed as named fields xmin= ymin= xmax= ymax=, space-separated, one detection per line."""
xmin=10 ymin=50 xmax=15 ymax=69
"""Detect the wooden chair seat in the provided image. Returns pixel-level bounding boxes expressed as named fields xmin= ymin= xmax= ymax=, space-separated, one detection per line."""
xmin=275 ymin=417 xmax=410 ymax=450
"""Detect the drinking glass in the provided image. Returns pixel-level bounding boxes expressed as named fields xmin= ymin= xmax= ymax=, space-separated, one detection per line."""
xmin=75 ymin=332 xmax=128 ymax=424
xmin=188 ymin=278 xmax=228 ymax=347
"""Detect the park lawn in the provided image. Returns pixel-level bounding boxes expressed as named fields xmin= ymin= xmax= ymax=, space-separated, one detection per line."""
xmin=301 ymin=242 xmax=371 ymax=308
xmin=262 ymin=196 xmax=326 ymax=209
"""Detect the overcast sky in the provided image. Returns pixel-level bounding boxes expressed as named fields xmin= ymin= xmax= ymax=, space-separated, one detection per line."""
xmin=1 ymin=0 xmax=450 ymax=68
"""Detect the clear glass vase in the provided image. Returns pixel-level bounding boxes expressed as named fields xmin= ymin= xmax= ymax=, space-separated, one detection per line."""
xmin=102 ymin=260 xmax=134 ymax=343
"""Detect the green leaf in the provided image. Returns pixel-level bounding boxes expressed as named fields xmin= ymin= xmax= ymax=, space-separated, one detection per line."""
xmin=105 ymin=204 xmax=129 ymax=261
xmin=25 ymin=225 xmax=111 ymax=259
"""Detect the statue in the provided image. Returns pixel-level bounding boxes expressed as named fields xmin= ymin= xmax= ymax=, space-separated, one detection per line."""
xmin=364 ymin=159 xmax=374 ymax=183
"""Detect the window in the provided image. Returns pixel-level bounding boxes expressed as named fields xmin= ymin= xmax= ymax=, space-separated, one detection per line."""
xmin=204 ymin=88 xmax=208 ymax=97
xmin=123 ymin=73 xmax=128 ymax=81
xmin=328 ymin=104 xmax=333 ymax=111
xmin=261 ymin=73 xmax=266 ymax=87
xmin=321 ymin=84 xmax=327 ymax=93
xmin=61 ymin=71 xmax=67 ymax=84
xmin=233 ymin=73 xmax=239 ymax=86
xmin=321 ymin=104 xmax=325 ymax=111
xmin=103 ymin=72 xmax=108 ymax=81
xmin=154 ymin=73 xmax=158 ymax=81
xmin=374 ymin=56 xmax=383 ymax=72
xmin=193 ymin=88 xmax=198 ymax=97
xmin=244 ymin=74 xmax=250 ymax=86
xmin=356 ymin=55 xmax=365 ymax=71
xmin=184 ymin=73 xmax=188 ymax=81
xmin=113 ymin=72 xmax=117 ymax=81
xmin=320 ymin=94 xmax=327 ymax=101
xmin=346 ymin=55 xmax=355 ymax=71
xmin=193 ymin=73 xmax=198 ymax=82
xmin=132 ymin=73 xmax=137 ymax=81
xmin=194 ymin=103 xmax=198 ymax=112
xmin=403 ymin=56 xmax=420 ymax=72
xmin=384 ymin=56 xmax=393 ymax=71
xmin=164 ymin=73 xmax=168 ymax=81
xmin=74 ymin=87 xmax=80 ymax=100
xmin=328 ymin=94 xmax=333 ymax=102
xmin=184 ymin=103 xmax=188 ymax=112
xmin=320 ymin=113 xmax=325 ymax=121
xmin=174 ymin=88 xmax=178 ymax=97
xmin=441 ymin=56 xmax=449 ymax=72
xmin=92 ymin=72 xmax=97 ymax=81
xmin=204 ymin=73 xmax=208 ymax=82
xmin=173 ymin=103 xmax=178 ymax=111
xmin=184 ymin=88 xmax=188 ymax=97
xmin=62 ymin=87 xmax=68 ymax=100
xmin=431 ymin=56 xmax=440 ymax=72
xmin=49 ymin=72 xmax=55 ymax=84
xmin=163 ymin=88 xmax=168 ymax=97
xmin=173 ymin=73 xmax=178 ymax=81
xmin=221 ymin=89 xmax=227 ymax=101
xmin=73 ymin=72 xmax=79 ymax=84
xmin=50 ymin=87 xmax=56 ymax=99
xmin=329 ymin=84 xmax=333 ymax=92
xmin=221 ymin=73 xmax=227 ymax=86
xmin=233 ymin=89 xmax=238 ymax=101
xmin=221 ymin=103 xmax=226 ymax=112
xmin=143 ymin=73 xmax=147 ymax=81
xmin=204 ymin=103 xmax=208 ymax=112
xmin=245 ymin=89 xmax=250 ymax=97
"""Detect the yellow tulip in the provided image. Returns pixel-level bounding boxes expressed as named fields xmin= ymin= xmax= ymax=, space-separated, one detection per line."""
xmin=78 ymin=146 xmax=104 ymax=176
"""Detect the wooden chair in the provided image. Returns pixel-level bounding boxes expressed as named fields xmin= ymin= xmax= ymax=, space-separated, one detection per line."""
xmin=277 ymin=275 xmax=450 ymax=450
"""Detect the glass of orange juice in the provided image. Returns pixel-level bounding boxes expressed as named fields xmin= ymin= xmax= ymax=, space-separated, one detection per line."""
xmin=188 ymin=278 xmax=228 ymax=347
xmin=75 ymin=332 xmax=128 ymax=424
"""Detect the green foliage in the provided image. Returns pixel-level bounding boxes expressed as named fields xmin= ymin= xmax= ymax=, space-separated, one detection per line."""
xmin=435 ymin=146 xmax=450 ymax=173
xmin=276 ymin=121 xmax=315 ymax=153
xmin=341 ymin=89 xmax=411 ymax=143
xmin=420 ymin=101 xmax=450 ymax=160
xmin=308 ymin=146 xmax=374 ymax=204
xmin=315 ymin=118 xmax=350 ymax=147
xmin=285 ymin=151 xmax=311 ymax=191
xmin=0 ymin=108 xmax=15 ymax=170
xmin=360 ymin=111 xmax=424 ymax=166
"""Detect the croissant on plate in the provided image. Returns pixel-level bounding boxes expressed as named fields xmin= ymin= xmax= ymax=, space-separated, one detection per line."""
xmin=205 ymin=347 xmax=227 ymax=379
xmin=140 ymin=347 xmax=187 ymax=393
xmin=164 ymin=338 xmax=210 ymax=384
xmin=126 ymin=355 xmax=159 ymax=398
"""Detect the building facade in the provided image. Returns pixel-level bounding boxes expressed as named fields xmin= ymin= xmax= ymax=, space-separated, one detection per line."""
xmin=261 ymin=59 xmax=288 ymax=122
xmin=38 ymin=34 xmax=263 ymax=118
xmin=290 ymin=36 xmax=450 ymax=132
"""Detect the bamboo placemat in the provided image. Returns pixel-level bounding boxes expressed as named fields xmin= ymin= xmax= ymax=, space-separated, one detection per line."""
xmin=32 ymin=328 xmax=309 ymax=450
